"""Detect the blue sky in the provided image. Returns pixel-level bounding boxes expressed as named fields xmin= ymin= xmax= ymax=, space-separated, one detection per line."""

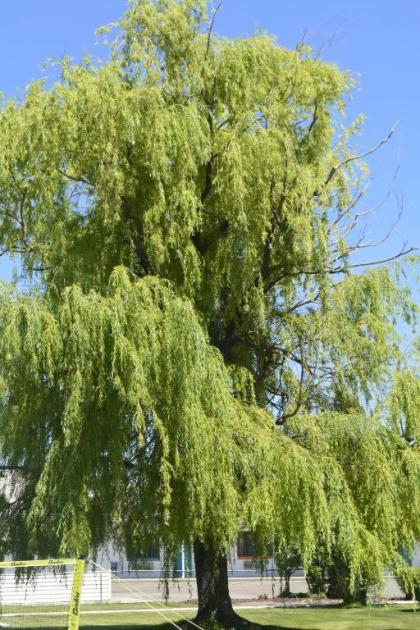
xmin=0 ymin=0 xmax=418 ymax=284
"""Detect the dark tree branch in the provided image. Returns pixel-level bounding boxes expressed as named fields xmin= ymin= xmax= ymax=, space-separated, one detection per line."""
xmin=0 ymin=465 xmax=26 ymax=471
xmin=265 ymin=243 xmax=415 ymax=288
xmin=120 ymin=195 xmax=152 ymax=275
xmin=205 ymin=0 xmax=223 ymax=57
xmin=0 ymin=209 xmax=24 ymax=228
xmin=345 ymin=245 xmax=416 ymax=270
xmin=277 ymin=337 xmax=306 ymax=425
xmin=56 ymin=167 xmax=93 ymax=187
xmin=201 ymin=154 xmax=216 ymax=204
xmin=0 ymin=245 xmax=30 ymax=257
xmin=306 ymin=101 xmax=318 ymax=136
xmin=261 ymin=163 xmax=288 ymax=284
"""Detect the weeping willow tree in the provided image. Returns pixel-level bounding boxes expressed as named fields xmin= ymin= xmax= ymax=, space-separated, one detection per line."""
xmin=0 ymin=0 xmax=419 ymax=626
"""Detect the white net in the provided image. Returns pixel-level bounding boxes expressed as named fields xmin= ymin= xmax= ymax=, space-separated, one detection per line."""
xmin=0 ymin=560 xmax=83 ymax=630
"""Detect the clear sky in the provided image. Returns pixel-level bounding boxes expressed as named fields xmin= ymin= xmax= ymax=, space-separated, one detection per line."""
xmin=0 ymin=0 xmax=419 ymax=284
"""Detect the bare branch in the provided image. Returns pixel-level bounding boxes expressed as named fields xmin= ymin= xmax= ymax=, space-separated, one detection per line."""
xmin=282 ymin=294 xmax=321 ymax=314
xmin=318 ymin=122 xmax=400 ymax=195
xmin=315 ymin=26 xmax=343 ymax=59
xmin=341 ymin=200 xmax=404 ymax=255
xmin=346 ymin=245 xmax=417 ymax=270
xmin=295 ymin=27 xmax=309 ymax=51
xmin=338 ymin=165 xmax=399 ymax=233
xmin=206 ymin=0 xmax=223 ymax=56
xmin=334 ymin=182 xmax=370 ymax=225
xmin=266 ymin=243 xmax=416 ymax=286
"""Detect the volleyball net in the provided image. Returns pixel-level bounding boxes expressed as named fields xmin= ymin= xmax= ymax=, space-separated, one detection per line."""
xmin=0 ymin=558 xmax=85 ymax=630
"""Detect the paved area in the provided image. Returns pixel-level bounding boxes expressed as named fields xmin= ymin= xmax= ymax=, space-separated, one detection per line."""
xmin=111 ymin=576 xmax=406 ymax=603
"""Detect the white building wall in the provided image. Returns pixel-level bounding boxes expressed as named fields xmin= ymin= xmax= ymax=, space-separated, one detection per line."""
xmin=411 ymin=543 xmax=420 ymax=566
xmin=105 ymin=539 xmax=420 ymax=579
xmin=107 ymin=541 xmax=279 ymax=578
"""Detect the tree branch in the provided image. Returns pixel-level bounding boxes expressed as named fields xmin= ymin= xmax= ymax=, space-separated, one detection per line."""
xmin=345 ymin=245 xmax=416 ymax=270
xmin=56 ymin=167 xmax=93 ymax=187
xmin=318 ymin=122 xmax=399 ymax=195
xmin=265 ymin=244 xmax=416 ymax=288
xmin=206 ymin=0 xmax=223 ymax=57
xmin=0 ymin=465 xmax=26 ymax=471
xmin=277 ymin=336 xmax=306 ymax=425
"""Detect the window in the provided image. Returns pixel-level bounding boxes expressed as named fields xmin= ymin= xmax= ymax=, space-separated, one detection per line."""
xmin=144 ymin=542 xmax=160 ymax=561
xmin=130 ymin=542 xmax=161 ymax=566
xmin=237 ymin=531 xmax=254 ymax=557
xmin=237 ymin=532 xmax=274 ymax=558
xmin=129 ymin=559 xmax=153 ymax=570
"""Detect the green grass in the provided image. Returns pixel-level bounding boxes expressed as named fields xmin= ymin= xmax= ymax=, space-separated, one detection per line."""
xmin=1 ymin=603 xmax=417 ymax=630
xmin=77 ymin=604 xmax=419 ymax=630
xmin=244 ymin=606 xmax=418 ymax=629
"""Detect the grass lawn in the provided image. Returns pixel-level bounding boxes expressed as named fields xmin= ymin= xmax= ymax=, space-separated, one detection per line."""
xmin=78 ymin=604 xmax=419 ymax=630
xmin=244 ymin=606 xmax=419 ymax=629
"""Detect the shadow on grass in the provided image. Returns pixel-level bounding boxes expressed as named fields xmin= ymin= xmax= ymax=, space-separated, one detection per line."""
xmin=398 ymin=608 xmax=419 ymax=612
xmin=79 ymin=623 xmax=316 ymax=630
xmin=75 ymin=612 xmax=418 ymax=630
xmin=0 ymin=618 xmax=316 ymax=630
xmin=86 ymin=626 xmax=312 ymax=630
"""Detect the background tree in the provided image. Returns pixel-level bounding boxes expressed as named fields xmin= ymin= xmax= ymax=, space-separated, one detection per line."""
xmin=0 ymin=1 xmax=418 ymax=626
xmin=274 ymin=545 xmax=302 ymax=598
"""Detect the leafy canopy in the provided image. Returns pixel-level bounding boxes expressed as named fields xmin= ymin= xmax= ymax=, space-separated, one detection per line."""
xmin=0 ymin=0 xmax=418 ymax=591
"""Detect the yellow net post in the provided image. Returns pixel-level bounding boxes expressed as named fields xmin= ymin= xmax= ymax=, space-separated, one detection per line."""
xmin=68 ymin=558 xmax=85 ymax=630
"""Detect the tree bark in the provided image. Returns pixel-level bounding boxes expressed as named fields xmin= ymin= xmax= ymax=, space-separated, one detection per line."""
xmin=193 ymin=539 xmax=241 ymax=626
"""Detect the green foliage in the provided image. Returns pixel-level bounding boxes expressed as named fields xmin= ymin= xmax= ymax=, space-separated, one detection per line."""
xmin=0 ymin=271 xmax=326 ymax=561
xmin=305 ymin=562 xmax=327 ymax=598
xmin=395 ymin=566 xmax=420 ymax=601
xmin=0 ymin=0 xmax=418 ymax=603
xmin=387 ymin=369 xmax=420 ymax=442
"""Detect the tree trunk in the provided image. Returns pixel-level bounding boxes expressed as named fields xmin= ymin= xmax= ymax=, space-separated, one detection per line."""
xmin=193 ymin=539 xmax=242 ymax=627
xmin=282 ymin=571 xmax=292 ymax=597
xmin=327 ymin=560 xmax=367 ymax=605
